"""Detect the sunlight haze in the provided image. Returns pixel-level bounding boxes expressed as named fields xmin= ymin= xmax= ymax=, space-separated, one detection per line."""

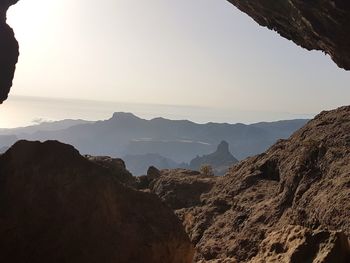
xmin=2 ymin=0 xmax=350 ymax=127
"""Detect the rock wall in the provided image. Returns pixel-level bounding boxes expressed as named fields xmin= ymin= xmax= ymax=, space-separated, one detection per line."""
xmin=227 ymin=0 xmax=350 ymax=70
xmin=0 ymin=0 xmax=19 ymax=103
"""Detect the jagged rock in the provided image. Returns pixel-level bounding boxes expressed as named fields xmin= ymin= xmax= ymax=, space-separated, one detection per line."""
xmin=0 ymin=140 xmax=194 ymax=263
xmin=249 ymin=225 xmax=350 ymax=263
xmin=227 ymin=0 xmax=350 ymax=70
xmin=149 ymin=106 xmax=350 ymax=262
xmin=0 ymin=0 xmax=19 ymax=103
xmin=190 ymin=141 xmax=238 ymax=175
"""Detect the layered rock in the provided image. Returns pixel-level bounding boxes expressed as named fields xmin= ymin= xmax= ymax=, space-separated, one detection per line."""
xmin=148 ymin=106 xmax=350 ymax=262
xmin=0 ymin=0 xmax=19 ymax=103
xmin=227 ymin=0 xmax=350 ymax=70
xmin=0 ymin=140 xmax=194 ymax=263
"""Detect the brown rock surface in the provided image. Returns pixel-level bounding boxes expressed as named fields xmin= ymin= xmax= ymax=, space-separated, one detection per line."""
xmin=0 ymin=140 xmax=194 ymax=263
xmin=227 ymin=0 xmax=350 ymax=70
xmin=250 ymin=225 xmax=350 ymax=263
xmin=149 ymin=106 xmax=350 ymax=262
xmin=0 ymin=0 xmax=19 ymax=103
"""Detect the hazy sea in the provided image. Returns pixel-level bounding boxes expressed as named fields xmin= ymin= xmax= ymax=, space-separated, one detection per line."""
xmin=0 ymin=95 xmax=315 ymax=128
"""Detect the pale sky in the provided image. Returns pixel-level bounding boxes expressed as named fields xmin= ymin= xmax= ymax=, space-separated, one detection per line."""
xmin=2 ymin=0 xmax=350 ymax=127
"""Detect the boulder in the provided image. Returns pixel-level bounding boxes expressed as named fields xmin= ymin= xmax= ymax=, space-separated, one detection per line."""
xmin=0 ymin=140 xmax=194 ymax=263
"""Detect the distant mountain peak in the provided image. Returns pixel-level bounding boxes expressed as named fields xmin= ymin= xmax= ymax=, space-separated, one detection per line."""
xmin=216 ymin=140 xmax=230 ymax=154
xmin=189 ymin=141 xmax=238 ymax=175
xmin=111 ymin=112 xmax=141 ymax=120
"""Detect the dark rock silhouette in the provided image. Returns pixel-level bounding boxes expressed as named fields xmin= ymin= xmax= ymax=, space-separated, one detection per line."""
xmin=227 ymin=0 xmax=350 ymax=70
xmin=0 ymin=140 xmax=194 ymax=263
xmin=190 ymin=141 xmax=238 ymax=175
xmin=0 ymin=0 xmax=19 ymax=103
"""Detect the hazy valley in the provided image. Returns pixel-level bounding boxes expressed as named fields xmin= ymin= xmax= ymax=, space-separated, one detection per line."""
xmin=0 ymin=112 xmax=307 ymax=175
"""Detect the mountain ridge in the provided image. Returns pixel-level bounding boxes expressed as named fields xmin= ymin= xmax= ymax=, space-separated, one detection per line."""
xmin=1 ymin=112 xmax=308 ymax=163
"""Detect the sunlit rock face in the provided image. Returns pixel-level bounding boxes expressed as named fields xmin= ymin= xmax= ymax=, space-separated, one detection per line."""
xmin=227 ymin=0 xmax=350 ymax=70
xmin=0 ymin=0 xmax=19 ymax=103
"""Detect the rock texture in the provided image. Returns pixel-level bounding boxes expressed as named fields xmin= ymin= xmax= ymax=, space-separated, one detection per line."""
xmin=149 ymin=106 xmax=350 ymax=262
xmin=0 ymin=140 xmax=194 ymax=263
xmin=0 ymin=0 xmax=19 ymax=103
xmin=250 ymin=225 xmax=350 ymax=263
xmin=190 ymin=141 xmax=238 ymax=175
xmin=227 ymin=0 xmax=350 ymax=70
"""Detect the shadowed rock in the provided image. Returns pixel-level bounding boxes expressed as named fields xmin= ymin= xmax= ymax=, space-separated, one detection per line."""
xmin=0 ymin=140 xmax=194 ymax=263
xmin=0 ymin=0 xmax=19 ymax=103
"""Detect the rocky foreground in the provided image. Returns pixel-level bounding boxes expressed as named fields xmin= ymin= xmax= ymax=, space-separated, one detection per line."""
xmin=0 ymin=106 xmax=349 ymax=262
xmin=0 ymin=140 xmax=194 ymax=263
xmin=142 ymin=106 xmax=350 ymax=262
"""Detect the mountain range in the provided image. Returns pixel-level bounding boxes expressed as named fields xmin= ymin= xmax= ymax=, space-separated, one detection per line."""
xmin=0 ymin=113 xmax=308 ymax=174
